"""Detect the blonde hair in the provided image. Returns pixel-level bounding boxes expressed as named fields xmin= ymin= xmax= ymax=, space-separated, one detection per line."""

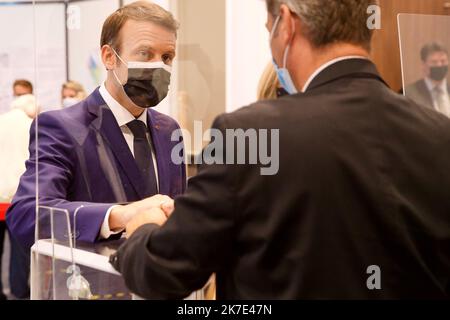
xmin=257 ymin=62 xmax=280 ymax=101
xmin=62 ymin=81 xmax=87 ymax=99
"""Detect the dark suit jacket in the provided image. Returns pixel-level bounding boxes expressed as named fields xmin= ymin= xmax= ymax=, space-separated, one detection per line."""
xmin=111 ymin=59 xmax=450 ymax=299
xmin=405 ymin=79 xmax=450 ymax=110
xmin=6 ymin=88 xmax=186 ymax=248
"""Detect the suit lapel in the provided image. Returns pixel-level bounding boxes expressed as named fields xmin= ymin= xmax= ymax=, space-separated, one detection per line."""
xmin=147 ymin=110 xmax=170 ymax=195
xmin=87 ymin=89 xmax=149 ymax=199
xmin=417 ymin=80 xmax=435 ymax=109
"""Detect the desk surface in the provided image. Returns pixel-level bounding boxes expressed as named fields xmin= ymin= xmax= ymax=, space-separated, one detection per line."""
xmin=31 ymin=239 xmax=124 ymax=275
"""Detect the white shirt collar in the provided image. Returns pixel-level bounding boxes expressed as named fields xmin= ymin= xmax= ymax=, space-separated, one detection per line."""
xmin=424 ymin=77 xmax=448 ymax=94
xmin=99 ymin=83 xmax=148 ymax=127
xmin=302 ymin=56 xmax=369 ymax=92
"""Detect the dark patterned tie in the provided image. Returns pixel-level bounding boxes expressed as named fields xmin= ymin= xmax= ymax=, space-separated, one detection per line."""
xmin=126 ymin=120 xmax=158 ymax=196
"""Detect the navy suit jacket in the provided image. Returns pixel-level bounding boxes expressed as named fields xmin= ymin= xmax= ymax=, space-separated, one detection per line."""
xmin=6 ymin=88 xmax=186 ymax=248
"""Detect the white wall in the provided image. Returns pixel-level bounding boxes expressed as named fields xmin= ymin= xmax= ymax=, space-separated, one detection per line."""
xmin=226 ymin=0 xmax=271 ymax=113
xmin=68 ymin=0 xmax=119 ymax=95
xmin=0 ymin=2 xmax=66 ymax=112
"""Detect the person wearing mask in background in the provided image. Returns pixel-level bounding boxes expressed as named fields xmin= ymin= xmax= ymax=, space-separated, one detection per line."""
xmin=111 ymin=0 xmax=450 ymax=299
xmin=257 ymin=62 xmax=288 ymax=100
xmin=12 ymin=79 xmax=33 ymax=98
xmin=405 ymin=42 xmax=450 ymax=117
xmin=7 ymin=2 xmax=186 ymax=252
xmin=0 ymin=94 xmax=38 ymax=299
xmin=11 ymin=80 xmax=39 ymax=117
xmin=61 ymin=80 xmax=87 ymax=108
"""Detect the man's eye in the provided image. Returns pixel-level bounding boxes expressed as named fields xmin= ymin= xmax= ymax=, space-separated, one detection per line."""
xmin=163 ymin=55 xmax=173 ymax=63
xmin=139 ymin=51 xmax=149 ymax=58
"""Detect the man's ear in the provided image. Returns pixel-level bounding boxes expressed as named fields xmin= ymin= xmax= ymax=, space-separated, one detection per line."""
xmin=278 ymin=4 xmax=296 ymax=44
xmin=101 ymin=45 xmax=116 ymax=71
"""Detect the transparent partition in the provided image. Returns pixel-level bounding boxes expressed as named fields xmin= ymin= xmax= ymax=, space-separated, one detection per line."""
xmin=31 ymin=206 xmax=77 ymax=300
xmin=0 ymin=1 xmax=40 ymax=301
xmin=398 ymin=14 xmax=450 ymax=118
xmin=31 ymin=205 xmax=134 ymax=300
xmin=27 ymin=0 xmax=214 ymax=300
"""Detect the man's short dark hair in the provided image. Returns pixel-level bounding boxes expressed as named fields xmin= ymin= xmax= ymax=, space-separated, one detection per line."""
xmin=13 ymin=79 xmax=33 ymax=94
xmin=101 ymin=1 xmax=179 ymax=53
xmin=420 ymin=42 xmax=448 ymax=62
xmin=266 ymin=0 xmax=378 ymax=51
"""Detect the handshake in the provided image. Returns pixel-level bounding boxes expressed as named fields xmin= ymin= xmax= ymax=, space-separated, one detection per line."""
xmin=109 ymin=195 xmax=175 ymax=238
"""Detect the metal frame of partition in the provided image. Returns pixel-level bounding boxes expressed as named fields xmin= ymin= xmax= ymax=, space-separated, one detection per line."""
xmin=0 ymin=0 xmax=123 ymax=81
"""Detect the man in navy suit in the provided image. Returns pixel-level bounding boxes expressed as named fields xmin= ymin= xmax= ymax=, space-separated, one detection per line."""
xmin=6 ymin=1 xmax=186 ymax=249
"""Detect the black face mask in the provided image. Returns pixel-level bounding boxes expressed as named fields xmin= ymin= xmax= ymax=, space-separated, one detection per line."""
xmin=112 ymin=48 xmax=172 ymax=108
xmin=429 ymin=65 xmax=449 ymax=81
xmin=123 ymin=66 xmax=171 ymax=108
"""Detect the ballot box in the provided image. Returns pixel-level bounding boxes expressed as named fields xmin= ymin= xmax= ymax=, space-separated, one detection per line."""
xmin=30 ymin=206 xmax=204 ymax=300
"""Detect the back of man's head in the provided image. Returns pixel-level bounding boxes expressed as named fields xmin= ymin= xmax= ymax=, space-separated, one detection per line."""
xmin=266 ymin=0 xmax=377 ymax=51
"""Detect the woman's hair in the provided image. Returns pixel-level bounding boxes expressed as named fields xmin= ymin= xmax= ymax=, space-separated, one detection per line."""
xmin=257 ymin=62 xmax=280 ymax=101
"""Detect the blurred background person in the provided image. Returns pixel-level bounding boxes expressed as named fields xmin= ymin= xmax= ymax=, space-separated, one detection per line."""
xmin=0 ymin=91 xmax=38 ymax=299
xmin=61 ymin=80 xmax=87 ymax=108
xmin=11 ymin=79 xmax=39 ymax=118
xmin=10 ymin=93 xmax=39 ymax=119
xmin=257 ymin=62 xmax=288 ymax=100
xmin=12 ymin=79 xmax=33 ymax=98
xmin=405 ymin=42 xmax=450 ymax=117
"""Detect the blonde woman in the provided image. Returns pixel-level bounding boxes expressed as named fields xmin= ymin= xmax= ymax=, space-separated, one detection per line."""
xmin=61 ymin=80 xmax=87 ymax=107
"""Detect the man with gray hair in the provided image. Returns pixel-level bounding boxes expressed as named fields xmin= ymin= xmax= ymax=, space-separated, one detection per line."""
xmin=112 ymin=0 xmax=450 ymax=299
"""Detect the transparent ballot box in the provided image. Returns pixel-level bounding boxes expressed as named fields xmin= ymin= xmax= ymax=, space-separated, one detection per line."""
xmin=31 ymin=206 xmax=205 ymax=300
xmin=31 ymin=206 xmax=130 ymax=300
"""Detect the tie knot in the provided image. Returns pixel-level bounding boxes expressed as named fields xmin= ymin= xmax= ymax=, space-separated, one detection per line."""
xmin=127 ymin=120 xmax=148 ymax=139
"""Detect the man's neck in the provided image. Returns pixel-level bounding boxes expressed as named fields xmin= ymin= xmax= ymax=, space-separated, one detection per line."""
xmin=105 ymin=78 xmax=145 ymax=118
xmin=292 ymin=43 xmax=370 ymax=92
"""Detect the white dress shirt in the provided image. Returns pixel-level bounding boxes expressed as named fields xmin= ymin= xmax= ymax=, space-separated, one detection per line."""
xmin=302 ymin=56 xmax=369 ymax=92
xmin=98 ymin=83 xmax=159 ymax=239
xmin=424 ymin=78 xmax=450 ymax=117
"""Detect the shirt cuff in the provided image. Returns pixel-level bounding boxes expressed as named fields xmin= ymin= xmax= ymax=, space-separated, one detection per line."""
xmin=99 ymin=205 xmax=124 ymax=239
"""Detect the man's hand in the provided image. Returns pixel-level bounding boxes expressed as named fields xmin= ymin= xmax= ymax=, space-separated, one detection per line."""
xmin=109 ymin=195 xmax=173 ymax=231
xmin=125 ymin=207 xmax=167 ymax=238
xmin=161 ymin=199 xmax=175 ymax=218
